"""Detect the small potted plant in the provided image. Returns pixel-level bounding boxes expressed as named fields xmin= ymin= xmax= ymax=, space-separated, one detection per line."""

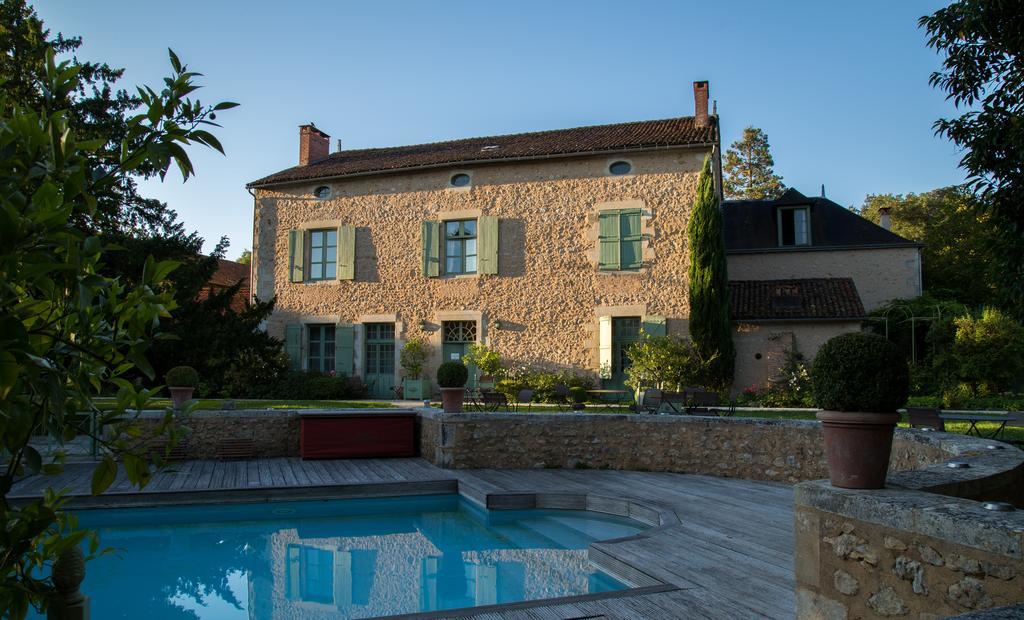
xmin=165 ymin=365 xmax=200 ymax=410
xmin=812 ymin=332 xmax=910 ymax=489
xmin=400 ymin=338 xmax=431 ymax=400
xmin=437 ymin=360 xmax=469 ymax=412
xmin=569 ymin=386 xmax=588 ymax=411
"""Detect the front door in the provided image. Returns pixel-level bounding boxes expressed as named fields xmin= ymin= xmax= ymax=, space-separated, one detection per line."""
xmin=364 ymin=323 xmax=395 ymax=399
xmin=609 ymin=316 xmax=642 ymax=391
xmin=442 ymin=320 xmax=477 ymax=389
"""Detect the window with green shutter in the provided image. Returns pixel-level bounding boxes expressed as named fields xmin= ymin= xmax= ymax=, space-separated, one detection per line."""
xmin=307 ymin=324 xmax=336 ymax=372
xmin=308 ymin=229 xmax=337 ymax=280
xmin=598 ymin=209 xmax=643 ymax=271
xmin=443 ymin=219 xmax=477 ymax=275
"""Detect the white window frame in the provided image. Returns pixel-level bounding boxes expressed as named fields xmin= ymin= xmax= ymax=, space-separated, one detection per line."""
xmin=777 ymin=206 xmax=811 ymax=247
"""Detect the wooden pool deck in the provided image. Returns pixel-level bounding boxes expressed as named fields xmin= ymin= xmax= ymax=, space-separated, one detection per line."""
xmin=10 ymin=458 xmax=795 ymax=619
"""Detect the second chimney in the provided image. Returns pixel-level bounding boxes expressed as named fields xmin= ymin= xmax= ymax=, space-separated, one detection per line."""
xmin=299 ymin=124 xmax=330 ymax=166
xmin=693 ymin=81 xmax=709 ymax=127
xmin=879 ymin=207 xmax=892 ymax=231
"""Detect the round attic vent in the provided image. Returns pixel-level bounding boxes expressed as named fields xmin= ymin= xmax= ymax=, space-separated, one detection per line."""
xmin=450 ymin=173 xmax=471 ymax=187
xmin=609 ymin=160 xmax=632 ymax=175
xmin=314 ymin=185 xmax=331 ymax=200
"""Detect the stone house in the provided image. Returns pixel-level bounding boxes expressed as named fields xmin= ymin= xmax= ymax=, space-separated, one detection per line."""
xmin=724 ymin=188 xmax=922 ymax=390
xmin=246 ymin=84 xmax=919 ymax=397
xmin=248 ymin=83 xmax=721 ymax=397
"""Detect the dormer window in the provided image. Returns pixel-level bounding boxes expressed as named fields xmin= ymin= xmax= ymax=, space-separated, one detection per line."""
xmin=778 ymin=206 xmax=810 ymax=247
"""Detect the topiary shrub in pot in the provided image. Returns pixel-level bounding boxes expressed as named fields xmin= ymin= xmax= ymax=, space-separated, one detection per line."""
xmin=812 ymin=332 xmax=910 ymax=489
xmin=437 ymin=360 xmax=469 ymax=412
xmin=165 ymin=365 xmax=200 ymax=410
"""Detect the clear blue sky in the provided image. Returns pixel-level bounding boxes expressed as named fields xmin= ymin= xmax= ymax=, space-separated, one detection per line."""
xmin=35 ymin=0 xmax=962 ymax=256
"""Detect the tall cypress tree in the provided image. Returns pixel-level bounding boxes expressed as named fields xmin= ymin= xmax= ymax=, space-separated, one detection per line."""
xmin=688 ymin=155 xmax=735 ymax=386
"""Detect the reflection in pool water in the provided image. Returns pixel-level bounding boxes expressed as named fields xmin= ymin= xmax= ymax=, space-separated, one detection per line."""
xmin=35 ymin=494 xmax=644 ymax=619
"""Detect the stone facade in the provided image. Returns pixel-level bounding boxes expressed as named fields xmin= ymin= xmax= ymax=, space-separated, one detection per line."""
xmin=252 ymin=149 xmax=709 ymax=389
xmin=727 ymin=247 xmax=922 ymax=313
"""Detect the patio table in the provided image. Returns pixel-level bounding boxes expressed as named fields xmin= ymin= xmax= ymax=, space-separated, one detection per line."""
xmin=586 ymin=389 xmax=633 ymax=412
xmin=938 ymin=412 xmax=1009 ymax=439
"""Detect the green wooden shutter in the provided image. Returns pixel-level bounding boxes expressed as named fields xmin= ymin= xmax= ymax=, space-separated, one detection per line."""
xmin=421 ymin=221 xmax=440 ymax=277
xmin=288 ymin=230 xmax=304 ymax=283
xmin=337 ymin=224 xmax=355 ymax=280
xmin=642 ymin=315 xmax=666 ymax=337
xmin=478 ymin=216 xmax=499 ymax=275
xmin=284 ymin=324 xmax=303 ymax=370
xmin=598 ymin=315 xmax=613 ymax=376
xmin=620 ymin=210 xmax=642 ymax=269
xmin=598 ymin=211 xmax=620 ymax=270
xmin=335 ymin=323 xmax=354 ymax=377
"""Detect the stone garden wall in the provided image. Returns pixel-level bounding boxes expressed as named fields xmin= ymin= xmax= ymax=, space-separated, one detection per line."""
xmin=795 ymin=435 xmax=1024 ymax=619
xmin=417 ymin=411 xmax=949 ymax=483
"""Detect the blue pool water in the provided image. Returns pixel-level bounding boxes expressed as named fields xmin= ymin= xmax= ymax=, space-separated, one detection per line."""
xmin=36 ymin=494 xmax=644 ymax=618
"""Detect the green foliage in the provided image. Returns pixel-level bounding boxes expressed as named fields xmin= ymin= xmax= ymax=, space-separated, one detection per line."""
xmin=920 ymin=2 xmax=1024 ymax=318
xmin=736 ymin=349 xmax=815 ymax=408
xmin=623 ymin=335 xmax=716 ymax=391
xmin=222 ymin=349 xmax=290 ymax=399
xmin=255 ymin=370 xmax=368 ymax=400
xmin=399 ymin=338 xmax=428 ymax=379
xmin=907 ymin=391 xmax=1024 ymax=411
xmin=944 ymin=307 xmax=1024 ymax=394
xmin=463 ymin=343 xmax=502 ymax=378
xmin=859 ymin=187 xmax=999 ymax=306
xmin=164 ymin=366 xmax=199 ymax=389
xmin=0 ymin=32 xmax=233 ymax=618
xmin=236 ymin=249 xmax=251 ymax=264
xmin=104 ymin=234 xmax=281 ymax=398
xmin=437 ymin=360 xmax=469 ymax=388
xmin=687 ymin=155 xmax=735 ymax=386
xmin=722 ymin=126 xmax=785 ymax=200
xmin=811 ymin=333 xmax=910 ymax=413
xmin=495 ymin=367 xmax=594 ymax=404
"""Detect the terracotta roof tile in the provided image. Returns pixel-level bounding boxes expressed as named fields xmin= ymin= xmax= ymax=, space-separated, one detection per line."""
xmin=249 ymin=116 xmax=718 ymax=187
xmin=730 ymin=278 xmax=866 ymax=321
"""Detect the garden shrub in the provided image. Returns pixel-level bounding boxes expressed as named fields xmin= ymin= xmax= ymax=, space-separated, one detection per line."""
xmin=733 ymin=349 xmax=814 ymax=408
xmin=463 ymin=343 xmax=502 ymax=378
xmin=165 ymin=366 xmax=199 ymax=389
xmin=437 ymin=361 xmax=469 ymax=388
xmin=812 ymin=333 xmax=909 ymax=413
xmin=624 ymin=335 xmax=717 ymax=391
xmin=496 ymin=368 xmax=594 ymax=404
xmin=399 ymin=338 xmax=428 ymax=379
xmin=947 ymin=307 xmax=1024 ymax=394
xmin=223 ymin=350 xmax=290 ymax=398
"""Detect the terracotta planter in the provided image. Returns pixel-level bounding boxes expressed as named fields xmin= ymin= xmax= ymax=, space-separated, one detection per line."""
xmin=817 ymin=410 xmax=900 ymax=489
xmin=168 ymin=387 xmax=194 ymax=410
xmin=440 ymin=387 xmax=465 ymax=413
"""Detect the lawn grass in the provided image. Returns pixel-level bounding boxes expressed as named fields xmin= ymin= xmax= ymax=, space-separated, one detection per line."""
xmin=93 ymin=398 xmax=395 ymax=411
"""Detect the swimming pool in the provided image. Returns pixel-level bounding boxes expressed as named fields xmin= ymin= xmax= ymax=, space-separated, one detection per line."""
xmin=38 ymin=494 xmax=646 ymax=618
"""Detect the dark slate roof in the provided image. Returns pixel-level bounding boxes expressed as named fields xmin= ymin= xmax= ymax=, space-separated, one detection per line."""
xmin=730 ymin=278 xmax=866 ymax=321
xmin=723 ymin=189 xmax=920 ymax=252
xmin=248 ymin=116 xmax=718 ymax=187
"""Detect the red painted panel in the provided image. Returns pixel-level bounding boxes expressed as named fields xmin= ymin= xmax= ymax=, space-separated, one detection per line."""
xmin=300 ymin=414 xmax=416 ymax=459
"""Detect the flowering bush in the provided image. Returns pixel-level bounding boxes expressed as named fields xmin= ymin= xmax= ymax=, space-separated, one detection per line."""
xmin=735 ymin=349 xmax=815 ymax=408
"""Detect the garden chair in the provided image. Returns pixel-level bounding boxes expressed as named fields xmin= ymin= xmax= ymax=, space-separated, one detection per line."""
xmin=551 ymin=384 xmax=572 ymax=411
xmin=637 ymin=389 xmax=663 ymax=414
xmin=687 ymin=390 xmax=720 ymax=414
xmin=660 ymin=391 xmax=686 ymax=415
xmin=479 ymin=390 xmax=509 ymax=412
xmin=907 ymin=407 xmax=945 ymax=432
xmin=513 ymin=388 xmax=534 ymax=412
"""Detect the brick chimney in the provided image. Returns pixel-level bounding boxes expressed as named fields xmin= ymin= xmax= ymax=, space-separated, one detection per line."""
xmin=879 ymin=207 xmax=892 ymax=231
xmin=693 ymin=81 xmax=709 ymax=127
xmin=299 ymin=124 xmax=330 ymax=166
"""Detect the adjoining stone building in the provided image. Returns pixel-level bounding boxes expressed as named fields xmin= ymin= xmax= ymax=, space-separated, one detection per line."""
xmin=246 ymin=84 xmax=920 ymax=396
xmin=723 ymin=188 xmax=922 ymax=389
